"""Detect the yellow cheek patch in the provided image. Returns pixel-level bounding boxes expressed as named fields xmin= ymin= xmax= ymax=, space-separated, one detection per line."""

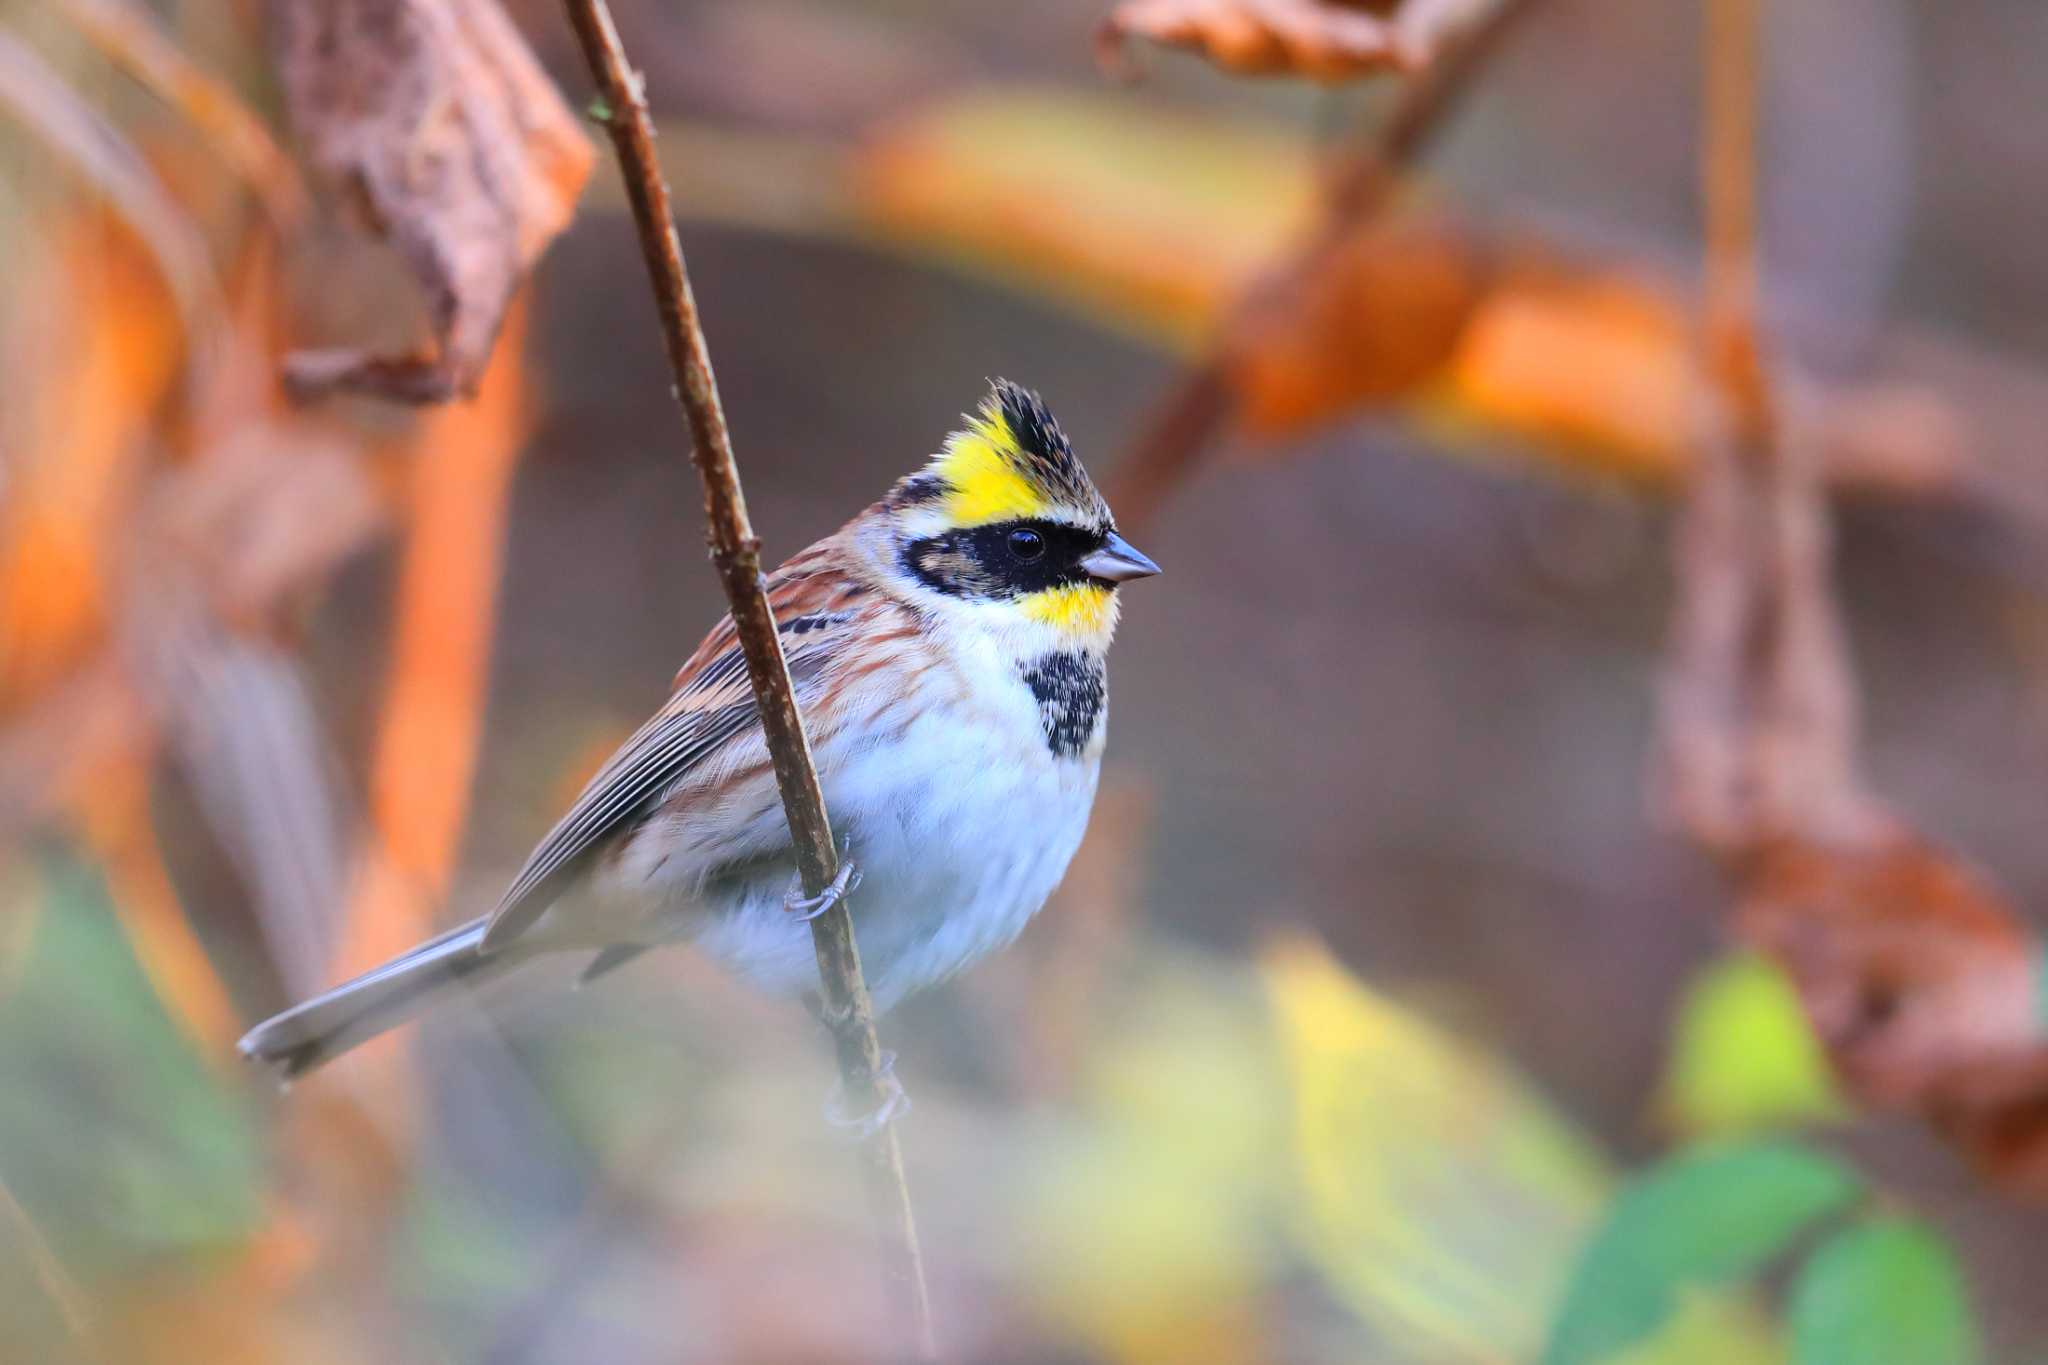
xmin=932 ymin=413 xmax=1048 ymax=527
xmin=1019 ymin=582 xmax=1118 ymax=637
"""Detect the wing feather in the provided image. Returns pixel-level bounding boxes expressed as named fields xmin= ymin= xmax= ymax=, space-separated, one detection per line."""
xmin=479 ymin=559 xmax=872 ymax=954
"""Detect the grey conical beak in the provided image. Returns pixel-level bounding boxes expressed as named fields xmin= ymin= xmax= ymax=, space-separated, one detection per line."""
xmin=1079 ymin=532 xmax=1162 ymax=584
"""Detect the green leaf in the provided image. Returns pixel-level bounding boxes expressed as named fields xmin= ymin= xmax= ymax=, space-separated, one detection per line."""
xmin=1789 ymin=1219 xmax=1980 ymax=1365
xmin=1661 ymin=953 xmax=1845 ymax=1137
xmin=0 ymin=857 xmax=262 ymax=1270
xmin=1543 ymin=1141 xmax=1863 ymax=1365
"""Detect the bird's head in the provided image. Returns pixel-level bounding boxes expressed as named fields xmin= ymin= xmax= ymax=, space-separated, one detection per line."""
xmin=880 ymin=380 xmax=1159 ymax=651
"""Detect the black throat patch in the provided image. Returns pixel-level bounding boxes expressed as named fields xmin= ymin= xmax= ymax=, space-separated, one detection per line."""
xmin=1019 ymin=652 xmax=1106 ymax=759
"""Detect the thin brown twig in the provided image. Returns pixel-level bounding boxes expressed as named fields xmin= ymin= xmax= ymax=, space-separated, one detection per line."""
xmin=1653 ymin=0 xmax=1885 ymax=851
xmin=1106 ymin=0 xmax=1545 ymax=533
xmin=1699 ymin=0 xmax=1768 ymax=442
xmin=559 ymin=1 xmax=936 ymax=1356
xmin=1694 ymin=0 xmax=1869 ymax=838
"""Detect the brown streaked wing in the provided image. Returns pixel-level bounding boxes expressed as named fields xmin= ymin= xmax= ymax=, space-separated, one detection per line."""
xmin=478 ymin=558 xmax=874 ymax=954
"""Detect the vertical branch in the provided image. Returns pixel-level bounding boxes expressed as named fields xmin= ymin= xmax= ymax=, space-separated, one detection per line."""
xmin=558 ymin=2 xmax=936 ymax=1356
xmin=1655 ymin=0 xmax=1885 ymax=851
xmin=1699 ymin=0 xmax=1769 ymax=441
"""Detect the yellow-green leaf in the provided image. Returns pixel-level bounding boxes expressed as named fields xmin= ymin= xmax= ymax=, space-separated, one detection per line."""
xmin=1660 ymin=953 xmax=1845 ymax=1137
xmin=1262 ymin=934 xmax=1609 ymax=1360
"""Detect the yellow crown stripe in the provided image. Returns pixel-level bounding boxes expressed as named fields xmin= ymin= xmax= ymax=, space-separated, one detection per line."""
xmin=932 ymin=411 xmax=1050 ymax=527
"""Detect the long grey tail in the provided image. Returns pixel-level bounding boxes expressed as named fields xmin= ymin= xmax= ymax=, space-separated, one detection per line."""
xmin=237 ymin=915 xmax=517 ymax=1080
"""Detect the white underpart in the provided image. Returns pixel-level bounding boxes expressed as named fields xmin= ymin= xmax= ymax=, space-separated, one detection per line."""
xmin=690 ymin=666 xmax=1100 ymax=1010
xmin=554 ymin=526 xmax=1111 ymax=1012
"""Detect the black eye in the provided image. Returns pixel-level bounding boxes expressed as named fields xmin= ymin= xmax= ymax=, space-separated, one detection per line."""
xmin=1007 ymin=528 xmax=1045 ymax=560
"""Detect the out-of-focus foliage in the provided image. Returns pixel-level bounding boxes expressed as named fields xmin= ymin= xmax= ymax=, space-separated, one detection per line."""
xmin=0 ymin=28 xmax=223 ymax=341
xmin=1658 ymin=952 xmax=1844 ymax=1137
xmin=1546 ymin=1141 xmax=1990 ymax=1365
xmin=1015 ymin=955 xmax=1280 ymax=1364
xmin=1015 ymin=936 xmax=1770 ymax=1364
xmin=1266 ymin=934 xmax=1605 ymax=1358
xmin=3 ymin=0 xmax=2046 ymax=1360
xmin=853 ymin=89 xmax=1964 ymax=497
xmin=0 ymin=858 xmax=261 ymax=1273
xmin=1787 ymin=1218 xmax=1981 ymax=1365
xmin=0 ymin=222 xmax=180 ymax=712
xmin=859 ymin=89 xmax=1317 ymax=349
xmin=1542 ymin=1141 xmax=1861 ymax=1364
xmin=54 ymin=0 xmax=307 ymax=229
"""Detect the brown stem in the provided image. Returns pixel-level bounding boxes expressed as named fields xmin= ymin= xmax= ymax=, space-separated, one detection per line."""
xmin=1104 ymin=359 xmax=1233 ymax=537
xmin=1700 ymin=0 xmax=1770 ymax=441
xmin=1655 ymin=0 xmax=1887 ymax=853
xmin=559 ymin=0 xmax=936 ymax=1355
xmin=1319 ymin=0 xmax=1544 ymax=233
xmin=1106 ymin=0 xmax=1545 ymax=530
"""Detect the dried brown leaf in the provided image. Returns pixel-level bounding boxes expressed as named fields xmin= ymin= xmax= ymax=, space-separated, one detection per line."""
xmin=1735 ymin=833 xmax=2040 ymax=1112
xmin=1447 ymin=269 xmax=1969 ymax=493
xmin=1225 ymin=214 xmax=1485 ymax=437
xmin=1097 ymin=0 xmax=1488 ymax=82
xmin=1925 ymin=1051 xmax=2048 ymax=1200
xmin=272 ymin=0 xmax=592 ymax=402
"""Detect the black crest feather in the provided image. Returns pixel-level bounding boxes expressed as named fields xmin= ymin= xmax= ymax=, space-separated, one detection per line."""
xmin=987 ymin=378 xmax=1104 ymax=515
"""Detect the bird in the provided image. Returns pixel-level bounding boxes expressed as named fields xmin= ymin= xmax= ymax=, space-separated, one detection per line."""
xmin=238 ymin=379 xmax=1160 ymax=1086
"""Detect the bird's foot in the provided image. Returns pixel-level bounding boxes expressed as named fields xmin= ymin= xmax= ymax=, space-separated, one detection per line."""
xmin=825 ymin=1050 xmax=909 ymax=1141
xmin=785 ymin=850 xmax=862 ymax=922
